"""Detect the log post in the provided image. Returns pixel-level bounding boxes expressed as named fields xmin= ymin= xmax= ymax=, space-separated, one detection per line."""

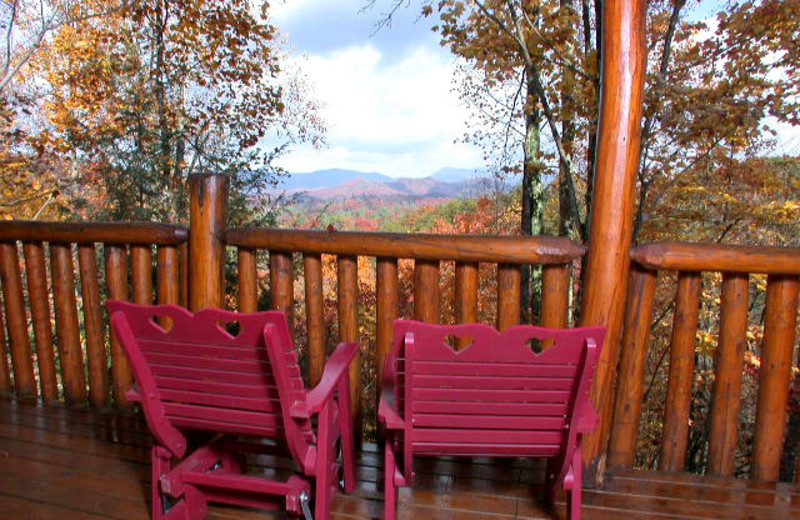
xmin=579 ymin=0 xmax=647 ymax=484
xmin=188 ymin=174 xmax=228 ymax=311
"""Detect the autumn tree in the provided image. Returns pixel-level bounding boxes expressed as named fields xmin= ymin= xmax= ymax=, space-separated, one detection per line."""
xmin=9 ymin=0 xmax=323 ymax=223
xmin=373 ymin=0 xmax=798 ymax=246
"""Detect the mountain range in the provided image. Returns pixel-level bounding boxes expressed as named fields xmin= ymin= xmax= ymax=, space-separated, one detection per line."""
xmin=278 ymin=167 xmax=488 ymax=201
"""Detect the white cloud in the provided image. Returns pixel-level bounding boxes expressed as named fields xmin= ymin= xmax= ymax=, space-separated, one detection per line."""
xmin=276 ymin=43 xmax=482 ymax=177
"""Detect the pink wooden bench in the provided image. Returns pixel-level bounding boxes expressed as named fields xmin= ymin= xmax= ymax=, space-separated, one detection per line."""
xmin=107 ymin=301 xmax=358 ymax=520
xmin=378 ymin=320 xmax=605 ymax=520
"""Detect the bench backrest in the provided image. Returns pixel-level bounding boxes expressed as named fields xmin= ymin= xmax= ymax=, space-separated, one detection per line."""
xmin=107 ymin=301 xmax=312 ymax=460
xmin=392 ymin=320 xmax=604 ymax=462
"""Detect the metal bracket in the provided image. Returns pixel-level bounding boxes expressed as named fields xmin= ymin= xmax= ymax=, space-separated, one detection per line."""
xmin=300 ymin=491 xmax=313 ymax=520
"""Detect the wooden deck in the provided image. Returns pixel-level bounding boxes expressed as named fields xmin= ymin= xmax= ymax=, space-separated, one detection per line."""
xmin=1 ymin=398 xmax=798 ymax=519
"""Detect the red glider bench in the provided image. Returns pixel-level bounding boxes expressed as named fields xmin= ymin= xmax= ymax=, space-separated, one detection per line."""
xmin=379 ymin=320 xmax=605 ymax=520
xmin=108 ymin=301 xmax=358 ymax=520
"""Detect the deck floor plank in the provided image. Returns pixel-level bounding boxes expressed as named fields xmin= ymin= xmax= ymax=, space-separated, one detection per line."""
xmin=1 ymin=398 xmax=799 ymax=519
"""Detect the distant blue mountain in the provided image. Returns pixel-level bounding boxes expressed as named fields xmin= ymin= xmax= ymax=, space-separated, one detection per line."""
xmin=280 ymin=169 xmax=393 ymax=190
xmin=429 ymin=167 xmax=487 ymax=183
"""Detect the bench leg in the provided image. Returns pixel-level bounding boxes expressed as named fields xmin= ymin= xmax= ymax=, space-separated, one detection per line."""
xmin=338 ymin=377 xmax=357 ymax=493
xmin=567 ymin=446 xmax=582 ymax=520
xmin=384 ymin=439 xmax=398 ymax=520
xmin=152 ymin=446 xmax=172 ymax=520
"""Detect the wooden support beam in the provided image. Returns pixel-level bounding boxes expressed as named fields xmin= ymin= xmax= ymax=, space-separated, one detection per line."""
xmin=188 ymin=174 xmax=228 ymax=311
xmin=579 ymin=0 xmax=647 ymax=483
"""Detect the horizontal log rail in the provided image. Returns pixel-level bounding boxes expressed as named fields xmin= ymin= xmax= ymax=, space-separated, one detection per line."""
xmin=0 ymin=221 xmax=188 ymax=245
xmin=0 ymin=221 xmax=188 ymax=410
xmin=225 ymin=228 xmax=584 ymax=264
xmin=632 ymin=242 xmax=800 ymax=275
xmin=609 ymin=242 xmax=800 ymax=484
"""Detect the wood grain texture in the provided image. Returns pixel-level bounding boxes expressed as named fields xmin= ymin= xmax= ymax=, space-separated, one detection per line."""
xmin=414 ymin=260 xmax=440 ymax=323
xmin=131 ymin=245 xmax=153 ymax=306
xmin=337 ymin=255 xmax=360 ymax=434
xmin=78 ymin=244 xmax=109 ymax=408
xmin=0 ymin=242 xmax=35 ymax=396
xmin=303 ymin=253 xmax=325 ymax=386
xmin=22 ymin=242 xmax=58 ymax=401
xmin=707 ymin=273 xmax=748 ymax=476
xmin=226 ymin=228 xmax=583 ymax=265
xmin=49 ymin=244 xmax=87 ymax=404
xmin=541 ymin=264 xmax=569 ymax=329
xmin=104 ymin=244 xmax=132 ymax=409
xmin=632 ymin=242 xmax=800 ymax=275
xmin=179 ymin=242 xmax=189 ymax=308
xmin=376 ymin=257 xmax=399 ymax=390
xmin=579 ymin=0 xmax=648 ymax=479
xmin=0 ymin=221 xmax=186 ymax=245
xmin=0 ymin=290 xmax=10 ymax=393
xmin=608 ymin=266 xmax=658 ymax=468
xmin=659 ymin=272 xmax=702 ymax=472
xmin=497 ymin=264 xmax=522 ymax=330
xmin=455 ymin=262 xmax=478 ymax=349
xmin=751 ymin=275 xmax=799 ymax=481
xmin=237 ymin=248 xmax=258 ymax=313
xmin=156 ymin=246 xmax=180 ymax=307
xmin=188 ymin=173 xmax=228 ymax=311
xmin=269 ymin=252 xmax=294 ymax=326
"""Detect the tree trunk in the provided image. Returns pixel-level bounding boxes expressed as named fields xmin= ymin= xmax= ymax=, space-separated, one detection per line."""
xmin=521 ymin=74 xmax=544 ymax=323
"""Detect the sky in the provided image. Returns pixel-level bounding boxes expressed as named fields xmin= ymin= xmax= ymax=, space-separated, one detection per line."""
xmin=269 ymin=0 xmax=484 ymax=178
xmin=269 ymin=0 xmax=800 ymax=178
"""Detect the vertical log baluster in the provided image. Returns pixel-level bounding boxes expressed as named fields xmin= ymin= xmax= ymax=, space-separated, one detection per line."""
xmin=0 ymin=290 xmax=10 ymax=393
xmin=78 ymin=244 xmax=109 ymax=407
xmin=541 ymin=264 xmax=570 ymax=329
xmin=608 ymin=266 xmax=658 ymax=468
xmin=497 ymin=263 xmax=522 ymax=330
xmin=708 ymin=273 xmax=749 ymax=476
xmin=23 ymin=242 xmax=58 ymax=400
xmin=376 ymin=257 xmax=398 ymax=389
xmin=50 ymin=243 xmax=87 ymax=404
xmin=304 ymin=253 xmax=324 ymax=386
xmin=157 ymin=245 xmax=180 ymax=307
xmin=660 ymin=271 xmax=702 ymax=472
xmin=179 ymin=241 xmax=189 ymax=308
xmin=0 ymin=242 xmax=36 ymax=396
xmin=238 ymin=248 xmax=258 ymax=313
xmin=751 ymin=275 xmax=799 ymax=481
xmin=337 ymin=255 xmax=360 ymax=440
xmin=455 ymin=261 xmax=478 ymax=349
xmin=131 ymin=245 xmax=153 ymax=306
xmin=156 ymin=245 xmax=180 ymax=334
xmin=414 ymin=259 xmax=440 ymax=323
xmin=105 ymin=244 xmax=132 ymax=409
xmin=269 ymin=251 xmax=294 ymax=326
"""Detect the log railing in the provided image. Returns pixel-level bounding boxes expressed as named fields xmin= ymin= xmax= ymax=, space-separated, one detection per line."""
xmin=608 ymin=242 xmax=800 ymax=482
xmin=224 ymin=228 xmax=585 ymax=437
xmin=0 ymin=221 xmax=189 ymax=408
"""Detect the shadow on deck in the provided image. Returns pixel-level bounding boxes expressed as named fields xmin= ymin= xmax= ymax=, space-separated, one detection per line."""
xmin=0 ymin=398 xmax=797 ymax=519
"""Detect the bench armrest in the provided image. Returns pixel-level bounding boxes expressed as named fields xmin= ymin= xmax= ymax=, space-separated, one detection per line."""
xmin=378 ymin=382 xmax=405 ymax=430
xmin=291 ymin=342 xmax=359 ymax=419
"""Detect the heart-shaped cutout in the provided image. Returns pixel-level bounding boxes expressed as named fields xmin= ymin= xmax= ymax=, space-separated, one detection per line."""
xmin=527 ymin=337 xmax=555 ymax=354
xmin=445 ymin=334 xmax=474 ymax=352
xmin=217 ymin=320 xmax=241 ymax=338
xmin=149 ymin=316 xmax=172 ymax=333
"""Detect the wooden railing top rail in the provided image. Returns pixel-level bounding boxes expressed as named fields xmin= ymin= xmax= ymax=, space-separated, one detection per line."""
xmin=0 ymin=221 xmax=188 ymax=245
xmin=225 ymin=228 xmax=585 ymax=264
xmin=631 ymin=242 xmax=800 ymax=275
